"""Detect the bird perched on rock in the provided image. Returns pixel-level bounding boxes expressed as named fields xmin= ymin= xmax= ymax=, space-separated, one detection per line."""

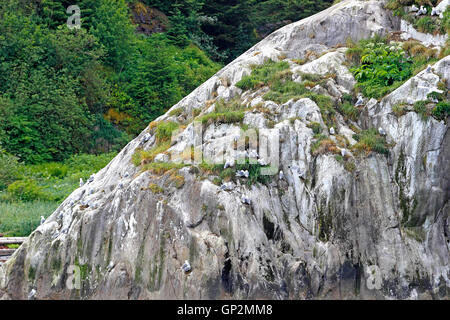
xmin=241 ymin=195 xmax=251 ymax=205
xmin=40 ymin=216 xmax=46 ymax=225
xmin=28 ymin=289 xmax=36 ymax=300
xmin=341 ymin=148 xmax=348 ymax=158
xmin=220 ymin=182 xmax=234 ymax=191
xmin=224 ymin=160 xmax=235 ymax=169
xmin=329 ymin=127 xmax=336 ymax=135
xmin=410 ymin=4 xmax=419 ymax=12
xmin=141 ymin=133 xmax=151 ymax=144
xmin=279 ymin=170 xmax=285 ymax=180
xmin=236 ymin=170 xmax=249 ymax=178
xmin=431 ymin=7 xmax=441 ymax=16
xmin=88 ymin=174 xmax=95 ymax=183
xmin=61 ymin=227 xmax=69 ymax=234
xmin=57 ymin=211 xmax=64 ymax=220
xmin=257 ymin=158 xmax=269 ymax=166
xmin=181 ymin=260 xmax=192 ymax=273
xmin=106 ymin=261 xmax=115 ymax=272
xmin=289 ymin=165 xmax=306 ymax=179
xmin=118 ymin=182 xmax=124 ymax=189
xmin=426 ymin=65 xmax=432 ymax=73
xmin=123 ymin=171 xmax=130 ymax=178
xmin=355 ymin=95 xmax=365 ymax=107
xmin=248 ymin=150 xmax=259 ymax=159
xmin=430 ymin=96 xmax=439 ymax=103
xmin=378 ymin=127 xmax=387 ymax=136
xmin=416 ymin=5 xmax=427 ymax=16
xmin=79 ymin=178 xmax=84 ymax=187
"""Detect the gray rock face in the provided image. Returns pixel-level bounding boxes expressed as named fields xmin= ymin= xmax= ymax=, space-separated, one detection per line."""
xmin=1 ymin=0 xmax=449 ymax=300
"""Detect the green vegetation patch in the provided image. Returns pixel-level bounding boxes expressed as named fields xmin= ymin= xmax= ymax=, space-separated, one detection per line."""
xmin=348 ymin=37 xmax=413 ymax=99
xmin=236 ymin=60 xmax=291 ymax=91
xmin=352 ymin=129 xmax=389 ymax=155
xmin=0 ymin=201 xmax=59 ymax=236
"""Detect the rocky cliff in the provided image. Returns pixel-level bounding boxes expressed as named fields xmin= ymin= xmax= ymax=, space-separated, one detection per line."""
xmin=1 ymin=0 xmax=449 ymax=300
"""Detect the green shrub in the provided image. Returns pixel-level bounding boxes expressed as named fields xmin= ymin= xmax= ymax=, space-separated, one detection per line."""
xmin=392 ymin=102 xmax=408 ymax=117
xmin=308 ymin=122 xmax=322 ymax=134
xmin=414 ymin=100 xmax=429 ymax=120
xmin=198 ymin=111 xmax=245 ymax=126
xmin=349 ymin=37 xmax=413 ymax=99
xmin=340 ymin=102 xmax=360 ymax=121
xmin=155 ymin=121 xmax=180 ymax=144
xmin=432 ymin=101 xmax=450 ymax=121
xmin=441 ymin=8 xmax=450 ymax=35
xmin=0 ymin=148 xmax=21 ymax=190
xmin=7 ymin=179 xmax=47 ymax=201
xmin=236 ymin=60 xmax=291 ymax=91
xmin=415 ymin=17 xmax=436 ymax=34
xmin=352 ymin=129 xmax=389 ymax=155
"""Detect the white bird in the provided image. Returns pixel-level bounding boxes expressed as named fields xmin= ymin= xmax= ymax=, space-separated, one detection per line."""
xmin=416 ymin=5 xmax=427 ymax=16
xmin=118 ymin=182 xmax=124 ymax=189
xmin=248 ymin=150 xmax=259 ymax=159
xmin=430 ymin=97 xmax=439 ymax=103
xmin=439 ymin=12 xmax=444 ymax=19
xmin=89 ymin=188 xmax=95 ymax=195
xmin=61 ymin=227 xmax=69 ymax=234
xmin=426 ymin=65 xmax=432 ymax=73
xmin=257 ymin=158 xmax=269 ymax=166
xmin=224 ymin=160 xmax=235 ymax=169
xmin=79 ymin=178 xmax=84 ymax=187
xmin=181 ymin=260 xmax=192 ymax=273
xmin=28 ymin=289 xmax=37 ymax=300
xmin=143 ymin=133 xmax=151 ymax=143
xmin=341 ymin=148 xmax=347 ymax=158
xmin=57 ymin=211 xmax=64 ymax=220
xmin=123 ymin=171 xmax=130 ymax=178
xmin=220 ymin=182 xmax=234 ymax=191
xmin=88 ymin=174 xmax=95 ymax=183
xmin=241 ymin=195 xmax=251 ymax=205
xmin=279 ymin=170 xmax=285 ymax=180
xmin=40 ymin=216 xmax=46 ymax=225
xmin=236 ymin=170 xmax=249 ymax=178
xmin=289 ymin=165 xmax=306 ymax=179
xmin=106 ymin=261 xmax=115 ymax=272
xmin=329 ymin=127 xmax=336 ymax=135
xmin=69 ymin=200 xmax=74 ymax=206
xmin=410 ymin=4 xmax=419 ymax=12
xmin=431 ymin=7 xmax=438 ymax=16
xmin=355 ymin=96 xmax=365 ymax=107
xmin=378 ymin=127 xmax=387 ymax=136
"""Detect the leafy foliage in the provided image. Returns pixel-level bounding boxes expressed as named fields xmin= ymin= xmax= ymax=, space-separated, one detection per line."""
xmin=0 ymin=147 xmax=21 ymax=190
xmin=432 ymin=101 xmax=450 ymax=121
xmin=352 ymin=129 xmax=389 ymax=155
xmin=0 ymin=0 xmax=219 ymax=163
xmin=350 ymin=38 xmax=413 ymax=99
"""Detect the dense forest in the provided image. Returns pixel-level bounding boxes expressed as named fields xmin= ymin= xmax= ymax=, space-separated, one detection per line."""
xmin=0 ymin=0 xmax=334 ymax=164
xmin=0 ymin=0 xmax=335 ymax=235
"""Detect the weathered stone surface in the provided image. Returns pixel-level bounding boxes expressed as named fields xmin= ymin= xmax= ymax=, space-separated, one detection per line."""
xmin=0 ymin=0 xmax=448 ymax=300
